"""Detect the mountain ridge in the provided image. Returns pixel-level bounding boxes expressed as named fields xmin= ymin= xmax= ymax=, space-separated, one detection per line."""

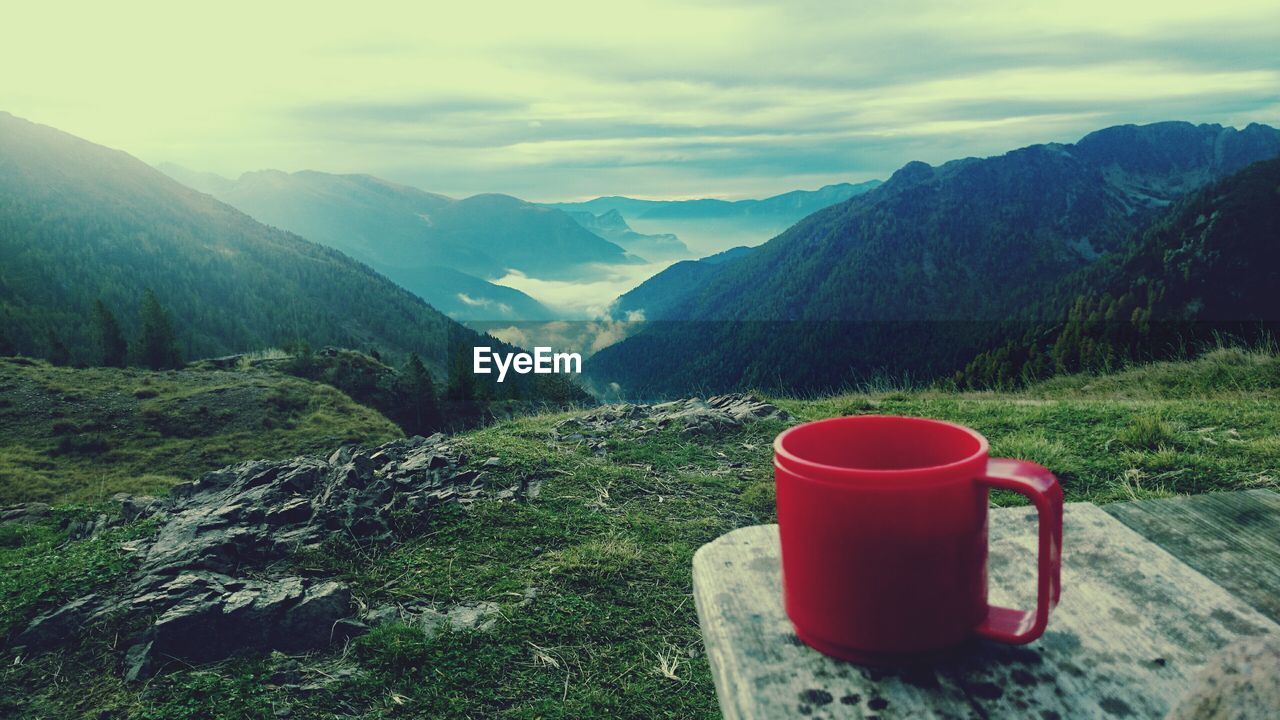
xmin=0 ymin=112 xmax=474 ymax=374
xmin=588 ymin=121 xmax=1280 ymax=396
xmin=166 ymin=166 xmax=638 ymax=277
xmin=546 ymin=180 xmax=882 ymax=258
xmin=564 ymin=209 xmax=690 ymax=260
xmin=160 ymin=165 xmax=638 ymax=321
xmin=545 ymin=181 xmax=883 ymax=219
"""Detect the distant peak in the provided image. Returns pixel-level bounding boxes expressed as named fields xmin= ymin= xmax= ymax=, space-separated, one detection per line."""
xmin=886 ymin=160 xmax=935 ymax=187
xmin=463 ymin=192 xmax=523 ymax=203
xmin=238 ymin=168 xmax=290 ymax=180
xmin=1072 ymin=120 xmax=1239 ymax=149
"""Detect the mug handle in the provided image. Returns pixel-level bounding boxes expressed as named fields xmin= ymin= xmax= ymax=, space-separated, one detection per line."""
xmin=974 ymin=458 xmax=1063 ymax=644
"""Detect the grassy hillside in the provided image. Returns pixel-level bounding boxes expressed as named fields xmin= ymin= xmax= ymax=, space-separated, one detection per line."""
xmin=1 ymin=349 xmax=1277 ymax=718
xmin=0 ymin=357 xmax=402 ymax=504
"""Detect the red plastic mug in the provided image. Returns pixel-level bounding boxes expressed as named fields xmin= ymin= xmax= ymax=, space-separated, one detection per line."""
xmin=774 ymin=415 xmax=1062 ymax=663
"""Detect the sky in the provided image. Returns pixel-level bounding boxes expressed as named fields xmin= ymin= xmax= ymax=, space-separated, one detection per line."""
xmin=3 ymin=0 xmax=1278 ymax=201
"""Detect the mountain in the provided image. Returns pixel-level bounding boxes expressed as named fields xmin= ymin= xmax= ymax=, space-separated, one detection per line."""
xmin=545 ymin=181 xmax=882 ymax=255
xmin=588 ymin=122 xmax=1280 ymax=397
xmin=0 ymin=112 xmax=495 ymax=377
xmin=159 ymin=166 xmax=623 ymax=320
xmin=422 ymin=193 xmax=641 ymax=279
xmin=958 ymin=156 xmax=1280 ymax=387
xmin=565 ymin=209 xmax=690 ymax=260
xmin=608 ymin=246 xmax=753 ymax=321
xmin=548 ymin=181 xmax=882 ymax=220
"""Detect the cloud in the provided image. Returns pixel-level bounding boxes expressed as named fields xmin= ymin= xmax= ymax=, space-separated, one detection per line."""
xmin=298 ymin=98 xmax=530 ymax=125
xmin=481 ymin=319 xmax=641 ymax=358
xmin=3 ymin=0 xmax=1277 ymax=201
xmin=492 ymin=262 xmax=680 ymax=319
xmin=455 ymin=293 xmax=513 ymax=315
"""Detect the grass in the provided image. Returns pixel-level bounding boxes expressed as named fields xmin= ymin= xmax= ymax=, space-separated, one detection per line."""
xmin=1 ymin=348 xmax=1278 ymax=718
xmin=0 ymin=357 xmax=403 ymax=504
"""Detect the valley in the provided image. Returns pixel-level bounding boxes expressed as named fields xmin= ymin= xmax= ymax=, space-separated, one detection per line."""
xmin=161 ymin=166 xmax=870 ymax=325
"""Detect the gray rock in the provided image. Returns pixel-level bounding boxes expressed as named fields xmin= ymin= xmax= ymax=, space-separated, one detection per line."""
xmin=363 ymin=604 xmax=402 ymax=626
xmin=416 ymin=601 xmax=502 ymax=637
xmin=275 ymin=582 xmax=352 ymax=652
xmin=137 ymin=435 xmax=477 ymax=578
xmin=113 ymin=494 xmax=165 ymax=522
xmin=0 ymin=502 xmax=51 ymax=523
xmin=330 ymin=618 xmax=368 ymax=642
xmin=123 ymin=641 xmax=154 ymax=683
xmin=521 ymin=477 xmax=543 ymax=501
xmin=67 ymin=513 xmax=109 ymax=541
xmin=446 ymin=601 xmax=501 ymax=633
xmin=17 ymin=433 xmax=533 ymax=674
xmin=554 ymin=394 xmax=787 ymax=449
xmin=1167 ymin=635 xmax=1280 ymax=720
xmin=14 ymin=594 xmax=102 ymax=647
xmin=142 ymin=573 xmax=348 ymax=663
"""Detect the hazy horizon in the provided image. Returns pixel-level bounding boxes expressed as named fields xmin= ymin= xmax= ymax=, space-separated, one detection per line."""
xmin=151 ymin=159 xmax=876 ymax=204
xmin=4 ymin=0 xmax=1278 ymax=202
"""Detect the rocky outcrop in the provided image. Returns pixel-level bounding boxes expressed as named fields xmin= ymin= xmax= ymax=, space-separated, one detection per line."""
xmin=138 ymin=433 xmax=483 ymax=578
xmin=11 ymin=432 xmax=523 ymax=676
xmin=0 ymin=502 xmax=50 ymax=523
xmin=555 ymin=394 xmax=788 ymax=448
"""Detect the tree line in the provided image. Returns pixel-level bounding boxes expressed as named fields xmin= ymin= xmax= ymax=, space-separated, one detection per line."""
xmin=77 ymin=290 xmax=183 ymax=370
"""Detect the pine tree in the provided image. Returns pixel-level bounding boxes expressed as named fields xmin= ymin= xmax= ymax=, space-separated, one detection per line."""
xmin=46 ymin=329 xmax=71 ymax=366
xmin=93 ymin=299 xmax=128 ymax=367
xmin=0 ymin=324 xmax=14 ymax=357
xmin=400 ymin=352 xmax=439 ymax=435
xmin=443 ymin=341 xmax=482 ymax=429
xmin=445 ymin=345 xmax=476 ymax=403
xmin=138 ymin=289 xmax=181 ymax=370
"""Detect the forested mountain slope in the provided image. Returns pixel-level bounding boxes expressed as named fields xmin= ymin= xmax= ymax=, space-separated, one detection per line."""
xmin=0 ymin=112 xmax=473 ymax=371
xmin=163 ymin=165 xmax=636 ymax=320
xmin=959 ymin=156 xmax=1280 ymax=386
xmin=589 ymin=122 xmax=1280 ymax=397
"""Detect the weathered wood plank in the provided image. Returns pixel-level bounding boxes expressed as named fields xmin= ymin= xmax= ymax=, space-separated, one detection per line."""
xmin=1104 ymin=489 xmax=1280 ymax=623
xmin=693 ymin=524 xmax=979 ymax=719
xmin=693 ymin=503 xmax=1279 ymax=720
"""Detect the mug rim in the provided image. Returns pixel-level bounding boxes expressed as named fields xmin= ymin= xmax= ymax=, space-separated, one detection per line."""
xmin=774 ymin=414 xmax=989 ymax=480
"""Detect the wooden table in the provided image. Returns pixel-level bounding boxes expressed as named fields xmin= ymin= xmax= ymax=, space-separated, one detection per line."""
xmin=692 ymin=490 xmax=1280 ymax=719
